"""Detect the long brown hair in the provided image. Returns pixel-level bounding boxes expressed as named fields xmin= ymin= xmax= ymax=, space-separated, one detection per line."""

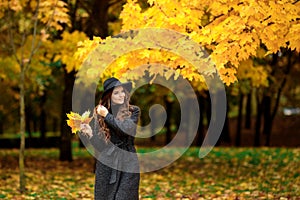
xmin=96 ymin=87 xmax=132 ymax=142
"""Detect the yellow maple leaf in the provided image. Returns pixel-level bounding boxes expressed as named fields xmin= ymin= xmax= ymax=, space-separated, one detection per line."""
xmin=66 ymin=110 xmax=93 ymax=134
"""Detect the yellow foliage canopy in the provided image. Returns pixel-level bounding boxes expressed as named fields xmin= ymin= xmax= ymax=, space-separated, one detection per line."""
xmin=74 ymin=28 xmax=215 ymax=90
xmin=47 ymin=31 xmax=89 ymax=73
xmin=120 ymin=0 xmax=300 ymax=86
xmin=0 ymin=0 xmax=71 ymax=30
xmin=0 ymin=0 xmax=74 ymax=107
xmin=72 ymin=0 xmax=300 ymax=87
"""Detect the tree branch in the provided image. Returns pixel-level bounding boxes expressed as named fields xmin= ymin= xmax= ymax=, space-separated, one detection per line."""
xmin=29 ymin=0 xmax=60 ymax=64
xmin=108 ymin=0 xmax=123 ymax=7
xmin=26 ymin=0 xmax=41 ymax=72
xmin=271 ymin=50 xmax=293 ymax=120
xmin=204 ymin=13 xmax=224 ymax=27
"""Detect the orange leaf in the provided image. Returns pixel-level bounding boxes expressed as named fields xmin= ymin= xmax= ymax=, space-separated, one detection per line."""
xmin=66 ymin=110 xmax=93 ymax=134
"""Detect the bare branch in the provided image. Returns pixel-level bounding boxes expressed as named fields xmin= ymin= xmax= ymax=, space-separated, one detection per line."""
xmin=29 ymin=0 xmax=61 ymax=65
xmin=108 ymin=0 xmax=123 ymax=7
xmin=27 ymin=0 xmax=41 ymax=69
xmin=203 ymin=13 xmax=224 ymax=27
xmin=20 ymin=27 xmax=27 ymax=69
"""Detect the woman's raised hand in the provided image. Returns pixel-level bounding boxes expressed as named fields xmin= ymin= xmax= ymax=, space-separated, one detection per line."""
xmin=96 ymin=105 xmax=109 ymax=117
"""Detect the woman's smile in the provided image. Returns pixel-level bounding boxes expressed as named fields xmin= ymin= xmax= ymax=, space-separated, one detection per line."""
xmin=111 ymin=86 xmax=126 ymax=104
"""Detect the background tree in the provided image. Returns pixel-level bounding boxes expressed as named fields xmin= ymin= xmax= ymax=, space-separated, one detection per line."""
xmin=0 ymin=57 xmax=20 ymax=135
xmin=45 ymin=31 xmax=88 ymax=161
xmin=0 ymin=0 xmax=70 ymax=192
xmin=259 ymin=49 xmax=299 ymax=146
xmin=53 ymin=0 xmax=130 ymax=161
xmin=120 ymin=0 xmax=299 ymax=83
xmin=72 ymin=0 xmax=299 ymax=146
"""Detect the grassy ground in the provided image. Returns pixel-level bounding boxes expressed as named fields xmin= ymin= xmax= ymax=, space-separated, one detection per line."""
xmin=0 ymin=146 xmax=299 ymax=200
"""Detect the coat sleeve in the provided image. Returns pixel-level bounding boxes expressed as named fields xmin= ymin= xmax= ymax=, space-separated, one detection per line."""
xmin=88 ymin=133 xmax=107 ymax=152
xmin=78 ymin=118 xmax=108 ymax=153
xmin=78 ymin=129 xmax=107 ymax=153
xmin=104 ymin=106 xmax=140 ymax=137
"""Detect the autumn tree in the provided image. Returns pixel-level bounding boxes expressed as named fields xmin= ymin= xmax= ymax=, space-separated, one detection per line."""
xmin=47 ymin=31 xmax=88 ymax=161
xmin=0 ymin=58 xmax=20 ymax=135
xmin=53 ymin=0 xmax=132 ymax=160
xmin=254 ymin=49 xmax=299 ymax=146
xmin=119 ymin=0 xmax=299 ymax=81
xmin=0 ymin=0 xmax=70 ymax=192
xmin=69 ymin=0 xmax=299 ymax=147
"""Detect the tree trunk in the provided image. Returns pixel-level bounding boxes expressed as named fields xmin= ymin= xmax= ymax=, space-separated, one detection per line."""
xmin=19 ymin=66 xmax=26 ymax=193
xmin=244 ymin=91 xmax=252 ymax=129
xmin=25 ymin=104 xmax=32 ymax=138
xmin=0 ymin=112 xmax=3 ymax=134
xmin=186 ymin=99 xmax=195 ymax=146
xmin=213 ymin=88 xmax=230 ymax=146
xmin=39 ymin=92 xmax=47 ymax=144
xmin=69 ymin=0 xmax=81 ymax=32
xmin=263 ymin=95 xmax=272 ymax=146
xmin=52 ymin=117 xmax=58 ymax=132
xmin=33 ymin=116 xmax=38 ymax=132
xmin=254 ymin=92 xmax=262 ymax=147
xmin=219 ymin=100 xmax=231 ymax=145
xmin=59 ymin=68 xmax=75 ymax=161
xmin=86 ymin=0 xmax=110 ymax=38
xmin=235 ymin=92 xmax=244 ymax=146
xmin=150 ymin=107 xmax=158 ymax=142
xmin=164 ymin=96 xmax=173 ymax=145
xmin=205 ymin=90 xmax=211 ymax=130
xmin=196 ymin=91 xmax=204 ymax=146
xmin=263 ymin=50 xmax=293 ymax=146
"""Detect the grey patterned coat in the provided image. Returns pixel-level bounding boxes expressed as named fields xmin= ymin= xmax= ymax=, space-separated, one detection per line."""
xmin=89 ymin=105 xmax=140 ymax=200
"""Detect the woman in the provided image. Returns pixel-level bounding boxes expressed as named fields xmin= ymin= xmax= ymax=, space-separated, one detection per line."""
xmin=80 ymin=77 xmax=140 ymax=200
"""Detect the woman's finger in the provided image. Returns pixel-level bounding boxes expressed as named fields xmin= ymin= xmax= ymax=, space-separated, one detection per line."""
xmin=96 ymin=106 xmax=101 ymax=114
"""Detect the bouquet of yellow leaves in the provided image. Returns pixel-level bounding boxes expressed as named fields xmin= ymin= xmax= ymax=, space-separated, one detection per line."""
xmin=66 ymin=110 xmax=93 ymax=134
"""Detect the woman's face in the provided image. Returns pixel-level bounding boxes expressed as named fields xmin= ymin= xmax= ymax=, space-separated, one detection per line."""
xmin=111 ymin=86 xmax=126 ymax=105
